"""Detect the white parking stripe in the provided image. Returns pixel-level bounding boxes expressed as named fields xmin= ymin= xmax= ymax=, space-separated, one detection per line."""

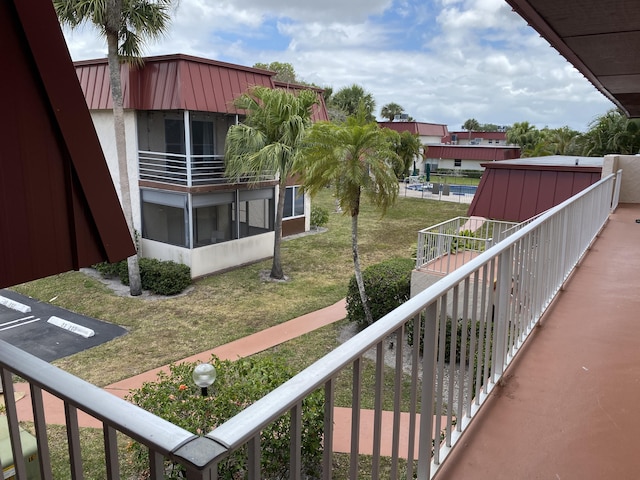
xmin=0 ymin=317 xmax=41 ymax=331
xmin=0 ymin=315 xmax=36 ymax=327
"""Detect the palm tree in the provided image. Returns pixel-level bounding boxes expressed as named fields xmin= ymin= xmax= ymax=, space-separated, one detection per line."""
xmin=54 ymin=0 xmax=173 ymax=296
xmin=330 ymin=84 xmax=376 ymax=122
xmin=462 ymin=118 xmax=481 ymax=139
xmin=506 ymin=121 xmax=541 ymax=152
xmin=545 ymin=126 xmax=581 ymax=155
xmin=380 ymin=103 xmax=405 ymax=122
xmin=389 ymin=130 xmax=423 ymax=177
xmin=297 ymin=110 xmax=399 ymax=326
xmin=579 ymin=109 xmax=640 ymax=156
xmin=225 ymin=86 xmax=317 ymax=280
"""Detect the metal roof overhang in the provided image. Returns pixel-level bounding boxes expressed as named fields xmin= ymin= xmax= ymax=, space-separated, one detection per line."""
xmin=506 ymin=0 xmax=640 ymax=118
xmin=1 ymin=0 xmax=135 ymax=288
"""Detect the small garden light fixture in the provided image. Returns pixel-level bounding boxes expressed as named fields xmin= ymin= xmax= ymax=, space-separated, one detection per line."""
xmin=192 ymin=362 xmax=216 ymax=397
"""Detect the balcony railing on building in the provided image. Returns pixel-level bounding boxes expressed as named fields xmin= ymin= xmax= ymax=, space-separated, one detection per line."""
xmin=0 ymin=172 xmax=621 ymax=479
xmin=416 ymin=216 xmax=519 ymax=275
xmin=138 ymin=151 xmax=275 ymax=187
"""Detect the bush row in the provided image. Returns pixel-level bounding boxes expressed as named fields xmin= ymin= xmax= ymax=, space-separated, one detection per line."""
xmin=93 ymin=258 xmax=191 ymax=296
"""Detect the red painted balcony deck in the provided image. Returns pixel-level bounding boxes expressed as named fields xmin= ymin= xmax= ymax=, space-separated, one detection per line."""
xmin=434 ymin=203 xmax=640 ymax=479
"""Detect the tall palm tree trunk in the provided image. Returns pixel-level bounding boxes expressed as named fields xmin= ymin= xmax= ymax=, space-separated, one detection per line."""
xmin=271 ymin=177 xmax=287 ymax=279
xmin=351 ymin=213 xmax=373 ymax=326
xmin=106 ymin=3 xmax=141 ymax=296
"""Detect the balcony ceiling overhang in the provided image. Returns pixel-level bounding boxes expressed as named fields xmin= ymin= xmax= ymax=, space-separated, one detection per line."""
xmin=507 ymin=0 xmax=640 ymax=118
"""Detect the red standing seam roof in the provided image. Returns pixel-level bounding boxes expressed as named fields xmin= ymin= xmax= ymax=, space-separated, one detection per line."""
xmin=74 ymin=55 xmax=328 ymax=121
xmin=467 ymin=157 xmax=603 ymax=222
xmin=1 ymin=0 xmax=135 ymax=289
xmin=378 ymin=121 xmax=449 ymax=138
xmin=425 ymin=145 xmax=521 ymax=161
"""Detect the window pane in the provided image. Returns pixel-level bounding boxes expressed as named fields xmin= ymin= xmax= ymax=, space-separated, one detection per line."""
xmin=142 ymin=202 xmax=187 ymax=247
xmin=191 ymin=120 xmax=214 ymax=155
xmin=193 ymin=203 xmax=234 ymax=246
xmin=239 ymin=198 xmax=273 ymax=238
xmin=165 ymin=118 xmax=185 ymax=154
xmin=294 ymin=188 xmax=304 ymax=216
xmin=284 ymin=187 xmax=293 ymax=218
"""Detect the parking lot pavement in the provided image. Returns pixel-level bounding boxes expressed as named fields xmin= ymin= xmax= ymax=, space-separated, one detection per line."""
xmin=0 ymin=289 xmax=127 ymax=362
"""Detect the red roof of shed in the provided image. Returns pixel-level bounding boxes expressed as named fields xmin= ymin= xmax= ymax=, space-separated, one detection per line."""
xmin=75 ymin=55 xmax=329 ymax=121
xmin=467 ymin=156 xmax=603 ymax=222
xmin=1 ymin=0 xmax=135 ymax=288
xmin=379 ymin=121 xmax=449 ymax=138
xmin=425 ymin=145 xmax=521 ymax=161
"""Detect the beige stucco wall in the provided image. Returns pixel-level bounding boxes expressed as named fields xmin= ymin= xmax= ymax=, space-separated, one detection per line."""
xmin=90 ymin=110 xmax=141 ymax=232
xmin=142 ymin=232 xmax=274 ymax=279
xmin=602 ymin=154 xmax=640 ymax=204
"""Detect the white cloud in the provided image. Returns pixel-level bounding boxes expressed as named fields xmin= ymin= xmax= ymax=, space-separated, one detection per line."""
xmin=60 ymin=0 xmax=614 ymax=132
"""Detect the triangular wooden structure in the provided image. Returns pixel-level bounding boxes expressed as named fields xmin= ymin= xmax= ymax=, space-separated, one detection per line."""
xmin=0 ymin=0 xmax=135 ymax=288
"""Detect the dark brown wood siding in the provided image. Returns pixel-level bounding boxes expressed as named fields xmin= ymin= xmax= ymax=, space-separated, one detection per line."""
xmin=1 ymin=0 xmax=135 ymax=288
xmin=282 ymin=217 xmax=306 ymax=237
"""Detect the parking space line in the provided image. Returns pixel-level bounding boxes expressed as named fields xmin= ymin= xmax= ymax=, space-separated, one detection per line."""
xmin=0 ymin=316 xmax=41 ymax=331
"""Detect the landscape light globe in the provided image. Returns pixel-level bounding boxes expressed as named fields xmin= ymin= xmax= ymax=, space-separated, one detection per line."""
xmin=192 ymin=363 xmax=216 ymax=388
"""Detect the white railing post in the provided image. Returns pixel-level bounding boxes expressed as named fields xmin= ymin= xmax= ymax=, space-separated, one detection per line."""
xmin=418 ymin=302 xmax=438 ymax=479
xmin=184 ymin=110 xmax=192 ymax=188
xmin=493 ymin=248 xmax=512 ymax=381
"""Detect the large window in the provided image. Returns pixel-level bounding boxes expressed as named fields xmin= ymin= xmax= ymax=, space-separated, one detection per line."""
xmin=237 ymin=189 xmax=274 ymax=238
xmin=141 ymin=190 xmax=188 ymax=247
xmin=284 ymin=186 xmax=305 ymax=218
xmin=454 ymin=159 xmax=462 ymax=167
xmin=192 ymin=192 xmax=235 ymax=247
xmin=164 ymin=117 xmax=185 ymax=154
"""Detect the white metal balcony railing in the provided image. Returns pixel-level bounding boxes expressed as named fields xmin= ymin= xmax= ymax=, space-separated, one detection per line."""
xmin=415 ymin=216 xmax=519 ymax=274
xmin=138 ymin=151 xmax=275 ymax=187
xmin=0 ymin=172 xmax=620 ymax=479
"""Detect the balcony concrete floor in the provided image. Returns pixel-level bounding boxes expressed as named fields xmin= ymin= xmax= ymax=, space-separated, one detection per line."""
xmin=434 ymin=203 xmax=640 ymax=479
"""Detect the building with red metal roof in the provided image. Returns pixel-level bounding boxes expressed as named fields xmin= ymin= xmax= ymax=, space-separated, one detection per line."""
xmin=75 ymin=55 xmax=329 ymax=278
xmin=379 ymin=121 xmax=519 ymax=175
xmin=424 ymin=144 xmax=521 ymax=172
xmin=467 ymin=155 xmax=604 ymax=222
xmin=378 ymin=121 xmax=449 ymax=143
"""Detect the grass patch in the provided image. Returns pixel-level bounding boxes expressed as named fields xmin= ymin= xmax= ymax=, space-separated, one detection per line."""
xmin=12 ymin=188 xmax=466 ymax=478
xmin=12 ymin=188 xmax=466 ymax=386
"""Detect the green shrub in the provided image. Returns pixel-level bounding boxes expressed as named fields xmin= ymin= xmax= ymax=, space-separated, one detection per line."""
xmin=127 ymin=355 xmax=324 ymax=479
xmin=93 ymin=258 xmax=191 ymax=295
xmin=138 ymin=258 xmax=191 ymax=295
xmin=93 ymin=260 xmax=127 ymax=281
xmin=310 ymin=205 xmax=329 ymax=229
xmin=346 ymin=257 xmax=415 ymax=329
xmin=407 ymin=314 xmax=492 ymax=365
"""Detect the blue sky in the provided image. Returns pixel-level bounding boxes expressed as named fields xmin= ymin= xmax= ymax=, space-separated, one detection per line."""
xmin=61 ymin=0 xmax=614 ymax=132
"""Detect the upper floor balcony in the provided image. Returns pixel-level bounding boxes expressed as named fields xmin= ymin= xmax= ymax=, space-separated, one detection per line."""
xmin=138 ymin=150 xmax=274 ymax=188
xmin=0 ymin=155 xmax=638 ymax=479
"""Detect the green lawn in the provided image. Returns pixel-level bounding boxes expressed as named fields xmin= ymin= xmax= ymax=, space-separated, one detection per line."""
xmin=13 ymin=187 xmax=468 ymax=479
xmin=12 ymin=187 xmax=467 ymax=386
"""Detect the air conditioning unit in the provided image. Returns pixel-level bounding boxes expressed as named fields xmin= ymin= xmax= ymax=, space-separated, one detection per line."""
xmin=394 ymin=114 xmax=409 ymax=122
